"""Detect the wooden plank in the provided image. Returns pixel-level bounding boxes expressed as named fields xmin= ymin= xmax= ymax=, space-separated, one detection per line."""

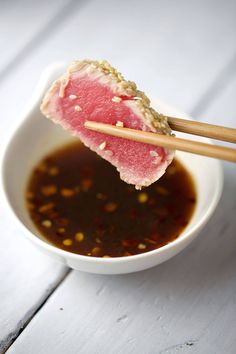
xmin=0 ymin=208 xmax=69 ymax=352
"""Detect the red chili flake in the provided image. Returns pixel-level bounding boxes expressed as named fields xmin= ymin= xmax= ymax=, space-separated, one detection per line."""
xmin=123 ymin=251 xmax=132 ymax=257
xmin=127 ymin=186 xmax=135 ymax=193
xmin=47 ymin=211 xmax=59 ymax=220
xmin=96 ymin=192 xmax=107 ymax=200
xmin=56 ymin=218 xmax=69 ymax=226
xmin=151 ymin=232 xmax=161 ymax=242
xmin=153 ymin=207 xmax=169 ymax=217
xmin=74 ymin=186 xmax=80 ymax=193
xmin=41 ymin=185 xmax=57 ymax=197
xmin=81 ymin=178 xmax=93 ymax=191
xmin=148 ymin=198 xmax=156 ymax=206
xmin=38 ymin=202 xmax=55 ymax=213
xmin=81 ymin=166 xmax=93 ymax=178
xmin=122 ymin=239 xmax=138 ymax=248
xmin=155 ymin=186 xmax=169 ymax=196
xmin=119 ymin=95 xmax=135 ymax=101
xmin=129 ymin=209 xmax=138 ymax=220
xmin=104 ymin=202 xmax=117 ymax=212
xmin=60 ymin=188 xmax=74 ymax=197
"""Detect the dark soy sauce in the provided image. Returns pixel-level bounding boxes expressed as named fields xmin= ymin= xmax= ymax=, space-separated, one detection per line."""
xmin=26 ymin=142 xmax=196 ymax=257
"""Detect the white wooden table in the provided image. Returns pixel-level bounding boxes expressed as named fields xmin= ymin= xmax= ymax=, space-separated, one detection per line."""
xmin=1 ymin=1 xmax=236 ymax=353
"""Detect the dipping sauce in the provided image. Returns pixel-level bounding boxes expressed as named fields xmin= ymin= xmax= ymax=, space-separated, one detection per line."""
xmin=26 ymin=142 xmax=196 ymax=257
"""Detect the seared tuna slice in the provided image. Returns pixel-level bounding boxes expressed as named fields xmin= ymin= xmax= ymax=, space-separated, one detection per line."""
xmin=41 ymin=60 xmax=174 ymax=188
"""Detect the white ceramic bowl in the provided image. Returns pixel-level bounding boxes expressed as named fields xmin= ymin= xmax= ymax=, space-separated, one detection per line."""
xmin=0 ymin=63 xmax=223 ymax=274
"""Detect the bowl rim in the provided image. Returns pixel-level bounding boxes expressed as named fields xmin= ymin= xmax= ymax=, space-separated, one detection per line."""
xmin=0 ymin=62 xmax=224 ymax=265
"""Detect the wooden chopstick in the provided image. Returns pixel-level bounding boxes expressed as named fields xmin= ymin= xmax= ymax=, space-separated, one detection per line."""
xmin=84 ymin=120 xmax=236 ymax=163
xmin=167 ymin=116 xmax=236 ymax=143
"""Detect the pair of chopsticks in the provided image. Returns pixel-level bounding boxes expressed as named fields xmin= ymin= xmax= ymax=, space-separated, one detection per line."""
xmin=84 ymin=116 xmax=236 ymax=163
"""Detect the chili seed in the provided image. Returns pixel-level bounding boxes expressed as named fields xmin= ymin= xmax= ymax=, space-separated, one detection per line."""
xmin=96 ymin=192 xmax=107 ymax=200
xmin=61 ymin=188 xmax=74 ymax=197
xmin=41 ymin=185 xmax=57 ymax=196
xmin=91 ymin=247 xmax=101 ymax=256
xmin=138 ymin=192 xmax=148 ymax=203
xmin=38 ymin=203 xmax=54 ymax=213
xmin=104 ymin=202 xmax=117 ymax=212
xmin=58 ymin=227 xmax=65 ymax=233
xmin=137 ymin=243 xmax=146 ymax=250
xmin=156 ymin=186 xmax=169 ymax=196
xmin=63 ymin=239 xmax=73 ymax=246
xmin=48 ymin=166 xmax=59 ymax=176
xmin=75 ymin=232 xmax=84 ymax=242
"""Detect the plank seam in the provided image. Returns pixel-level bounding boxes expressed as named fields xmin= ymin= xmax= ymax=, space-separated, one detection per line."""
xmin=191 ymin=51 xmax=236 ymax=119
xmin=1 ymin=268 xmax=71 ymax=353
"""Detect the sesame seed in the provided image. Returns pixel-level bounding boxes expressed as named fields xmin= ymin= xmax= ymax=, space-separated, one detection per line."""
xmin=150 ymin=150 xmax=159 ymax=157
xmin=112 ymin=96 xmax=122 ymax=103
xmin=99 ymin=141 xmax=106 ymax=150
xmin=69 ymin=94 xmax=77 ymax=100
xmin=63 ymin=239 xmax=73 ymax=246
xmin=138 ymin=243 xmax=146 ymax=250
xmin=74 ymin=105 xmax=82 ymax=111
xmin=41 ymin=220 xmax=52 ymax=228
xmin=116 ymin=121 xmax=124 ymax=127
